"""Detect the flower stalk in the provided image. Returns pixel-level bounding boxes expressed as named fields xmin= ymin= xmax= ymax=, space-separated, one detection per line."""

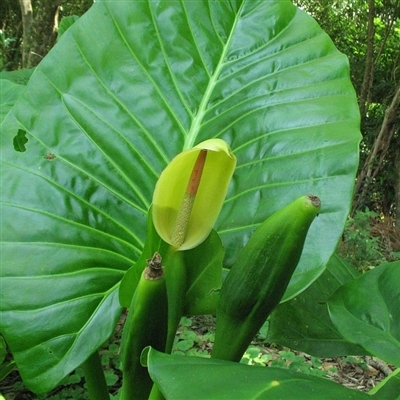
xmin=171 ymin=149 xmax=207 ymax=247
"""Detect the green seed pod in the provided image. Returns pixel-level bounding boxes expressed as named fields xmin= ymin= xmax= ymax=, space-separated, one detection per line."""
xmin=212 ymin=195 xmax=321 ymax=362
xmin=119 ymin=252 xmax=168 ymax=400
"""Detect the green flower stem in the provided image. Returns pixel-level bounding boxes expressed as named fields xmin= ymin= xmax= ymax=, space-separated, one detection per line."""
xmin=163 ymin=247 xmax=187 ymax=353
xmin=80 ymin=351 xmax=109 ymax=400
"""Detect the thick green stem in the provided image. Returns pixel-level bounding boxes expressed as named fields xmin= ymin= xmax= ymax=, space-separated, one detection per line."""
xmin=163 ymin=247 xmax=186 ymax=353
xmin=120 ymin=253 xmax=168 ymax=400
xmin=81 ymin=351 xmax=109 ymax=400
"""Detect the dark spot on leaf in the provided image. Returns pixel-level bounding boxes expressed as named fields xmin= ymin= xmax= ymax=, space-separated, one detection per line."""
xmin=13 ymin=129 xmax=28 ymax=152
xmin=45 ymin=153 xmax=56 ymax=160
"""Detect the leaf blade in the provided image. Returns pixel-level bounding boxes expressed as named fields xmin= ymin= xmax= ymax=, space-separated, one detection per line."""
xmin=327 ymin=262 xmax=400 ymax=366
xmin=267 ymin=254 xmax=368 ymax=357
xmin=144 ymin=347 xmax=370 ymax=400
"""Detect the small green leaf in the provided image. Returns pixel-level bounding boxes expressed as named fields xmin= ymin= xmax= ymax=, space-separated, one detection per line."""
xmin=57 ymin=15 xmax=80 ymax=40
xmin=179 ymin=317 xmax=193 ymax=327
xmin=0 ymin=360 xmax=16 ymax=381
xmin=0 ymin=69 xmax=33 ymax=125
xmin=0 ymin=335 xmax=16 ymax=381
xmin=104 ymin=370 xmax=119 ymax=387
xmin=369 ymin=368 xmax=400 ymax=400
xmin=174 ymin=340 xmax=194 ymax=352
xmin=328 ymin=261 xmax=400 ymax=366
xmin=0 ymin=336 xmax=6 ymax=363
xmin=179 ymin=331 xmax=199 ymax=342
xmin=0 ymin=68 xmax=34 ymax=85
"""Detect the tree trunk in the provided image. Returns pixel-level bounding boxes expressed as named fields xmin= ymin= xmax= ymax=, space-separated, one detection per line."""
xmin=359 ymin=0 xmax=375 ymax=126
xmin=354 ymin=84 xmax=400 ymax=211
xmin=28 ymin=0 xmax=66 ymax=67
xmin=18 ymin=0 xmax=33 ymax=68
xmin=18 ymin=0 xmax=66 ymax=68
xmin=395 ymin=147 xmax=400 ymax=229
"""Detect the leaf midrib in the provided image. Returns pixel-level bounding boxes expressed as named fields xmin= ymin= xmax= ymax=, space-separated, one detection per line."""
xmin=183 ymin=1 xmax=245 ymax=150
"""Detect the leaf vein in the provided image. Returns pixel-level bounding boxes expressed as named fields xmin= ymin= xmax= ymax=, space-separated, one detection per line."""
xmin=2 ymin=158 xmax=144 ymax=248
xmin=107 ymin=2 xmax=189 ymax=141
xmin=2 ymin=201 xmax=142 ymax=253
xmin=61 ymin=94 xmax=152 ymax=208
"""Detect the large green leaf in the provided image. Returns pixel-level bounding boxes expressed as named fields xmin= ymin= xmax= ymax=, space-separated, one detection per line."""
xmin=267 ymin=254 xmax=368 ymax=357
xmin=57 ymin=15 xmax=80 ymax=41
xmin=0 ymin=0 xmax=360 ymax=392
xmin=327 ymin=262 xmax=400 ymax=367
xmin=144 ymin=347 xmax=370 ymax=400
